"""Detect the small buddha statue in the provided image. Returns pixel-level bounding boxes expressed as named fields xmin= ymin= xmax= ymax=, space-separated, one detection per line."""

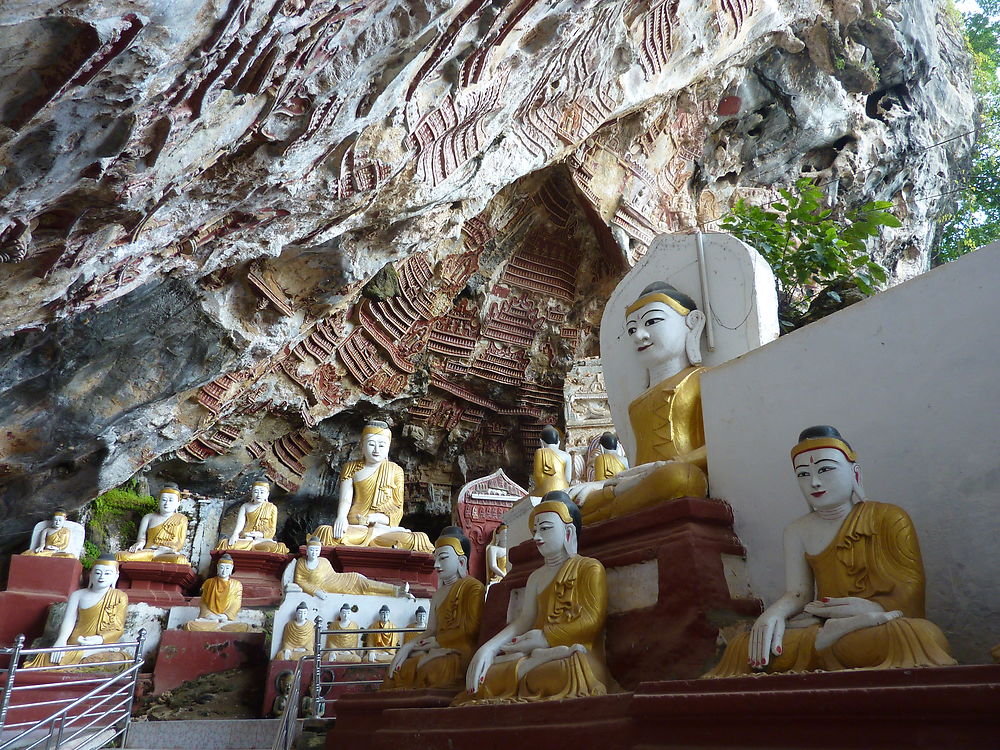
xmin=282 ymin=536 xmax=410 ymax=600
xmin=311 ymin=421 xmax=433 ymax=552
xmin=277 ymin=602 xmax=315 ymax=661
xmin=22 ymin=509 xmax=83 ymax=558
xmin=457 ymin=491 xmax=609 ymax=704
xmin=364 ymin=605 xmax=400 ymax=663
xmin=485 ymin=524 xmax=509 ymax=586
xmin=384 ymin=528 xmax=485 ymax=690
xmin=26 ymin=554 xmax=130 ymax=670
xmin=591 ymin=432 xmax=629 ymax=481
xmin=215 ymin=481 xmax=289 ymax=554
xmin=183 ymin=554 xmax=252 ymax=632
xmin=324 ymin=603 xmax=362 ymax=663
xmin=402 ymin=606 xmax=428 ymax=645
xmin=531 ymin=426 xmax=572 ymax=497
xmin=116 ymin=483 xmax=190 ymax=564
xmin=705 ymin=426 xmax=956 ymax=677
xmin=569 ymin=283 xmax=708 ymax=525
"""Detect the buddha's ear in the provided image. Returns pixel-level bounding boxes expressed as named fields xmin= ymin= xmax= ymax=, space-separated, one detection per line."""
xmin=458 ymin=556 xmax=468 ymax=576
xmin=851 ymin=463 xmax=866 ymax=503
xmin=685 ymin=309 xmax=706 ymax=365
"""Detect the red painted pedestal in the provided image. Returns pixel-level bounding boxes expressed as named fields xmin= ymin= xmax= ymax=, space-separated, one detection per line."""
xmin=0 ymin=557 xmax=84 ymax=656
xmin=151 ymin=630 xmax=267 ymax=694
xmin=298 ymin=546 xmax=436 ymax=599
xmin=117 ymin=562 xmax=198 ymax=606
xmin=484 ymin=498 xmax=761 ymax=687
xmin=262 ymin=660 xmax=313 ymax=717
xmin=333 ymin=688 xmax=461 ymax=742
xmin=208 ymin=550 xmax=293 ymax=606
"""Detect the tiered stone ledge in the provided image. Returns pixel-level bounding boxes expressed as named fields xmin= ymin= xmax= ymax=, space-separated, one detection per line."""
xmin=117 ymin=561 xmax=199 ymax=606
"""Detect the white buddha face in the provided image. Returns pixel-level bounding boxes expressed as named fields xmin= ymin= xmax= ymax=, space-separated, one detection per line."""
xmin=251 ymin=484 xmax=269 ymax=503
xmin=90 ymin=564 xmax=119 ymax=590
xmin=305 ymin=543 xmax=322 ymax=561
xmin=217 ymin=561 xmax=234 ymax=580
xmin=338 ymin=606 xmax=351 ymax=623
xmin=433 ymin=545 xmax=465 ymax=582
xmin=533 ymin=511 xmax=570 ymax=557
xmin=379 ymin=609 xmax=390 ymax=624
xmin=363 ymin=432 xmax=391 ymax=463
xmin=294 ymin=606 xmax=309 ymax=625
xmin=793 ymin=448 xmax=860 ymax=511
xmin=625 ymin=301 xmax=688 ymax=368
xmin=52 ymin=514 xmax=66 ymax=529
xmin=415 ymin=610 xmax=428 ymax=628
xmin=159 ymin=491 xmax=180 ymax=515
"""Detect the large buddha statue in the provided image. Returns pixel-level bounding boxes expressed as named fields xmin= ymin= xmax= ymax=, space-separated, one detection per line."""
xmin=364 ymin=605 xmax=400 ymax=663
xmin=705 ymin=426 xmax=956 ymax=677
xmin=383 ymin=528 xmax=484 ymax=690
xmin=116 ymin=483 xmax=190 ymax=564
xmin=569 ymin=283 xmax=708 ymax=525
xmin=312 ymin=421 xmax=433 ymax=553
xmin=22 ymin=509 xmax=84 ymax=558
xmin=531 ymin=426 xmax=572 ymax=498
xmin=282 ymin=536 xmax=410 ymax=599
xmin=457 ymin=492 xmax=609 ymax=704
xmin=215 ymin=481 xmax=289 ymax=554
xmin=26 ymin=554 xmax=130 ymax=670
xmin=277 ymin=602 xmax=315 ymax=661
xmin=324 ymin=603 xmax=363 ymax=663
xmin=591 ymin=432 xmax=628 ymax=481
xmin=183 ymin=554 xmax=251 ymax=632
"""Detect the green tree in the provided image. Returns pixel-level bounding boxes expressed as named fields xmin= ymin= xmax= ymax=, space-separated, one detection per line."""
xmin=935 ymin=4 xmax=1000 ymax=263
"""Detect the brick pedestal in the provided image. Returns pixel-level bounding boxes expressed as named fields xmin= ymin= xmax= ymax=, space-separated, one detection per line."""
xmin=152 ymin=630 xmax=267 ymax=694
xmin=208 ymin=549 xmax=293 ymax=606
xmin=0 ymin=557 xmax=84 ymax=659
xmin=117 ymin=562 xmax=198 ymax=606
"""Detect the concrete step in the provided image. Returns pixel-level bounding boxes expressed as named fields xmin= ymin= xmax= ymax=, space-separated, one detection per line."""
xmin=124 ymin=718 xmax=285 ymax=749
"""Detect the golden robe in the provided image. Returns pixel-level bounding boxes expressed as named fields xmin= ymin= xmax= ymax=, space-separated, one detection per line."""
xmin=706 ymin=502 xmax=956 ymax=676
xmin=26 ymin=589 xmax=129 ymax=670
xmin=215 ymin=502 xmax=289 ymax=553
xmin=533 ymin=447 xmax=569 ymax=496
xmin=312 ymin=460 xmax=433 ymax=552
xmin=183 ymin=577 xmax=250 ymax=632
xmin=403 ymin=627 xmax=426 ymax=645
xmin=116 ymin=513 xmax=189 ymax=564
xmin=456 ymin=556 xmax=608 ymax=705
xmin=582 ymin=367 xmax=708 ymax=525
xmin=382 ymin=576 xmax=484 ymax=690
xmin=365 ymin=620 xmax=400 ymax=662
xmin=292 ymin=557 xmax=398 ymax=597
xmin=278 ymin=620 xmax=315 ymax=660
xmin=593 ymin=453 xmax=627 ymax=482
xmin=22 ymin=527 xmax=75 ymax=557
xmin=325 ymin=621 xmax=362 ymax=663
xmin=488 ymin=552 xmax=509 ymax=585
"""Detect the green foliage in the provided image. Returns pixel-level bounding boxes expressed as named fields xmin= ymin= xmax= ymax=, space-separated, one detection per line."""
xmin=81 ymin=540 xmax=101 ymax=570
xmin=85 ymin=484 xmax=158 ymax=556
xmin=935 ymin=4 xmax=1000 ymax=262
xmin=721 ymin=178 xmax=896 ymax=330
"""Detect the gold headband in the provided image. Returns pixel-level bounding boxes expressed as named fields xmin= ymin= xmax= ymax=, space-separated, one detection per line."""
xmin=434 ymin=536 xmax=465 ymax=558
xmin=252 ymin=481 xmax=270 ymax=488
xmin=625 ymin=292 xmax=691 ymax=318
xmin=53 ymin=510 xmax=67 ymax=517
xmin=362 ymin=425 xmax=391 ymax=439
xmin=306 ymin=537 xmax=323 ymax=547
xmin=160 ymin=487 xmax=181 ymax=497
xmin=791 ymin=437 xmax=857 ymax=463
xmin=529 ymin=500 xmax=573 ymax=528
xmin=93 ymin=559 xmax=119 ymax=569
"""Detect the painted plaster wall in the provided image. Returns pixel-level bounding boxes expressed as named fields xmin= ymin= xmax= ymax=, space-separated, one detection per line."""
xmin=702 ymin=242 xmax=1000 ymax=664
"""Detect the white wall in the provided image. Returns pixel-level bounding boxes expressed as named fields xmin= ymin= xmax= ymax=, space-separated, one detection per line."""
xmin=702 ymin=242 xmax=1000 ymax=664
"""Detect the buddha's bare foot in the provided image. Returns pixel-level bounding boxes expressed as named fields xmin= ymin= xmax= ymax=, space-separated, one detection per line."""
xmin=815 ymin=610 xmax=902 ymax=650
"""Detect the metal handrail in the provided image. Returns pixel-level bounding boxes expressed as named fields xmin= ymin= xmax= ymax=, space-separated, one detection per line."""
xmin=270 ymin=655 xmax=310 ymax=750
xmin=0 ymin=629 xmax=146 ymax=750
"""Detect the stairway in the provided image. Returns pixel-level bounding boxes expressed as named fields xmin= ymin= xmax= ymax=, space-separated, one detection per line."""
xmin=123 ymin=718 xmax=288 ymax=750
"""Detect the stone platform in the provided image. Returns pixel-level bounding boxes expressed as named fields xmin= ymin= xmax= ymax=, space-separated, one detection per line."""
xmin=0 ymin=557 xmax=83 ymax=658
xmin=298 ymin=545 xmax=437 ymax=599
xmin=118 ymin=562 xmax=199 ymax=606
xmin=152 ymin=630 xmax=267 ymax=694
xmin=208 ymin=549 xmax=293 ymax=606
xmin=327 ymin=665 xmax=1000 ymax=750
xmin=485 ymin=497 xmax=761 ymax=687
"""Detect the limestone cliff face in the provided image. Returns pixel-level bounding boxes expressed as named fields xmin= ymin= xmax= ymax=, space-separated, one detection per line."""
xmin=0 ymin=0 xmax=976 ymax=544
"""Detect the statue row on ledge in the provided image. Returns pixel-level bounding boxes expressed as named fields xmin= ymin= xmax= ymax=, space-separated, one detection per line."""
xmin=276 ymin=602 xmax=413 ymax=663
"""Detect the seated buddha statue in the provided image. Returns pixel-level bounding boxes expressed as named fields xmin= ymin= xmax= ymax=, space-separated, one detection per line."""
xmin=312 ymin=421 xmax=433 ymax=552
xmin=403 ymin=606 xmax=428 ymax=645
xmin=324 ymin=603 xmax=363 ymax=663
xmin=531 ymin=427 xmax=572 ymax=498
xmin=591 ymin=432 xmax=629 ymax=481
xmin=456 ymin=492 xmax=609 ymax=705
xmin=215 ymin=481 xmax=289 ymax=554
xmin=364 ymin=605 xmax=400 ymax=663
xmin=183 ymin=554 xmax=252 ymax=632
xmin=282 ymin=536 xmax=410 ymax=600
xmin=383 ymin=528 xmax=484 ymax=690
xmin=26 ymin=554 xmax=130 ymax=670
xmin=486 ymin=524 xmax=509 ymax=586
xmin=116 ymin=483 xmax=190 ymax=564
xmin=569 ymin=283 xmax=708 ymax=525
xmin=705 ymin=426 xmax=956 ymax=677
xmin=21 ymin=509 xmax=83 ymax=558
xmin=277 ymin=602 xmax=315 ymax=661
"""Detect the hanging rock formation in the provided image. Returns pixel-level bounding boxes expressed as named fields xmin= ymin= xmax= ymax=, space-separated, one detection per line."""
xmin=0 ymin=0 xmax=977 ymax=544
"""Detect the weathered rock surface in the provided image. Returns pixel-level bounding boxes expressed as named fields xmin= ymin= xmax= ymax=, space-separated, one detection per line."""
xmin=0 ymin=0 xmax=976 ymax=546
